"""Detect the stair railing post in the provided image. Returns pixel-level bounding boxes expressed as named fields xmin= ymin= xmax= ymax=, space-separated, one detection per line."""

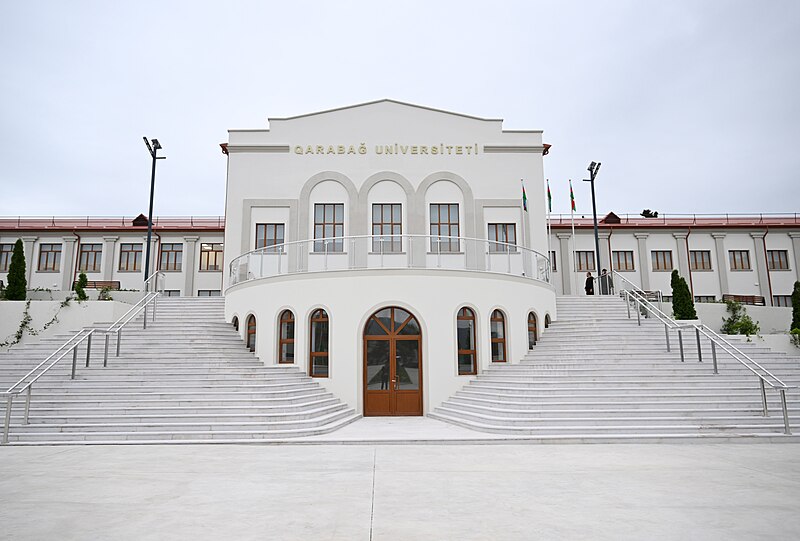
xmin=71 ymin=345 xmax=78 ymax=379
xmin=780 ymin=389 xmax=791 ymax=435
xmin=636 ymin=301 xmax=641 ymax=326
xmin=116 ymin=329 xmax=122 ymax=357
xmin=85 ymin=332 xmax=92 ymax=368
xmin=3 ymin=395 xmax=12 ymax=444
xmin=103 ymin=333 xmax=110 ymax=367
xmin=664 ymin=324 xmax=671 ymax=352
xmin=23 ymin=386 xmax=31 ymax=425
xmin=711 ymin=341 xmax=718 ymax=374
xmin=695 ymin=327 xmax=703 ymax=363
xmin=625 ymin=292 xmax=631 ymax=319
xmin=678 ymin=329 xmax=685 ymax=362
xmin=143 ymin=304 xmax=148 ymax=330
xmin=760 ymin=379 xmax=768 ymax=416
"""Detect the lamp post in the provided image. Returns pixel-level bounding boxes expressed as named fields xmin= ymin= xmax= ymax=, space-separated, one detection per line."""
xmin=142 ymin=137 xmax=165 ymax=286
xmin=583 ymin=161 xmax=601 ymax=283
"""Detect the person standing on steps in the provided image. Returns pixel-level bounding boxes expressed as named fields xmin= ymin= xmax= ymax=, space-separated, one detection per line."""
xmin=584 ymin=271 xmax=595 ymax=295
xmin=599 ymin=268 xmax=613 ymax=295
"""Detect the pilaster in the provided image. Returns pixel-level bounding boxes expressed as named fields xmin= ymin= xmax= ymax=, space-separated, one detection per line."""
xmin=672 ymin=231 xmax=690 ymax=283
xmin=789 ymin=232 xmax=800 ymax=283
xmin=183 ymin=236 xmax=199 ymax=297
xmin=21 ymin=236 xmax=37 ymax=283
xmin=102 ymin=236 xmax=118 ymax=281
xmin=61 ymin=236 xmax=77 ymax=292
xmin=556 ymin=233 xmax=572 ymax=295
xmin=634 ymin=233 xmax=650 ymax=291
xmin=750 ymin=231 xmax=772 ymax=305
xmin=597 ymin=231 xmax=611 ymax=273
xmin=711 ymin=233 xmax=729 ymax=295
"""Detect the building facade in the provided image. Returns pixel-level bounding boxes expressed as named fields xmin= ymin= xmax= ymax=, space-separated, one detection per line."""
xmin=548 ymin=213 xmax=800 ymax=306
xmin=2 ymin=101 xmax=798 ymax=418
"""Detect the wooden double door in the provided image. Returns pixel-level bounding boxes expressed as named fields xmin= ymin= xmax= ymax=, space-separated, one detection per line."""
xmin=363 ymin=307 xmax=423 ymax=416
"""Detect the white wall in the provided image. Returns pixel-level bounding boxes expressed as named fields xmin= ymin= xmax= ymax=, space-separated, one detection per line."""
xmin=0 ymin=300 xmax=133 ymax=348
xmin=694 ymin=303 xmax=793 ymax=334
xmin=225 ymin=269 xmax=556 ymax=415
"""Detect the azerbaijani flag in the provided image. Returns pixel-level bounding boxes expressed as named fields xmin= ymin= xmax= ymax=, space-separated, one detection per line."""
xmin=569 ymin=179 xmax=576 ymax=212
xmin=521 ymin=179 xmax=528 ymax=212
xmin=546 ymin=179 xmax=552 ymax=212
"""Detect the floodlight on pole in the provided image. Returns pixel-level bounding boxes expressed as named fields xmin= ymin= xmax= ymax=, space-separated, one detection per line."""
xmin=583 ymin=161 xmax=602 ymax=288
xmin=143 ymin=137 xmax=166 ymax=287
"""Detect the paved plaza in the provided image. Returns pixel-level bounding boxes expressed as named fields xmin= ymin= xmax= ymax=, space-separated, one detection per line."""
xmin=1 ymin=438 xmax=799 ymax=540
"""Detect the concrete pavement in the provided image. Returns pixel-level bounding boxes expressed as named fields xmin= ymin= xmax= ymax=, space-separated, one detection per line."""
xmin=1 ymin=442 xmax=799 ymax=540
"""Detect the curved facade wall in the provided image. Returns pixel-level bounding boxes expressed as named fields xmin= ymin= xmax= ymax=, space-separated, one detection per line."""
xmin=226 ymin=269 xmax=556 ymax=413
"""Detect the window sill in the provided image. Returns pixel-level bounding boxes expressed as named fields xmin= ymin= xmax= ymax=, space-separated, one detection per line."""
xmin=117 ymin=270 xmax=142 ymax=273
xmin=768 ymin=268 xmax=792 ymax=272
xmin=369 ymin=251 xmax=407 ymax=255
xmin=158 ymin=269 xmax=183 ymax=273
xmin=428 ymin=251 xmax=465 ymax=255
xmin=690 ymin=269 xmax=714 ymax=272
xmin=199 ymin=269 xmax=222 ymax=273
xmin=729 ymin=269 xmax=753 ymax=272
xmin=36 ymin=270 xmax=61 ymax=273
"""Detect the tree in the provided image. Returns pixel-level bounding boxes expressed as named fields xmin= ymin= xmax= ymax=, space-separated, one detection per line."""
xmin=721 ymin=300 xmax=759 ymax=337
xmin=641 ymin=209 xmax=659 ymax=218
xmin=74 ymin=272 xmax=88 ymax=301
xmin=5 ymin=239 xmax=27 ymax=300
xmin=791 ymin=281 xmax=800 ymax=331
xmin=671 ymin=269 xmax=697 ymax=320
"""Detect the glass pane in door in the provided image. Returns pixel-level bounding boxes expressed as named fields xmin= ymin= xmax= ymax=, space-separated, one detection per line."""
xmin=395 ymin=340 xmax=420 ymax=390
xmin=366 ymin=340 xmax=391 ymax=390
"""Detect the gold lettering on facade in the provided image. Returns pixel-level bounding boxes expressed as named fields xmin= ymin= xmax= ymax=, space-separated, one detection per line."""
xmin=292 ymin=143 xmax=480 ymax=156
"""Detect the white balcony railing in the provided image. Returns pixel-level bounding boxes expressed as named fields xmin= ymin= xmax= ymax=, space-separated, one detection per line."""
xmin=229 ymin=235 xmax=551 ymax=286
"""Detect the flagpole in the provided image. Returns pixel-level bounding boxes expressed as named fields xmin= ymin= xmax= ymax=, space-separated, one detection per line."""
xmin=570 ymin=179 xmax=577 ymax=296
xmin=545 ymin=179 xmax=552 ymax=280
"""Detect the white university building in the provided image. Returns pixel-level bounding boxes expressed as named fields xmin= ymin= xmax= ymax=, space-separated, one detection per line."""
xmin=1 ymin=100 xmax=798 ymax=420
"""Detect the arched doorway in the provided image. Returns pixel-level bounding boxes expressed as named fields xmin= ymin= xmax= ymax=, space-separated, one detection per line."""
xmin=363 ymin=307 xmax=422 ymax=416
xmin=246 ymin=315 xmax=256 ymax=352
xmin=527 ymin=312 xmax=538 ymax=349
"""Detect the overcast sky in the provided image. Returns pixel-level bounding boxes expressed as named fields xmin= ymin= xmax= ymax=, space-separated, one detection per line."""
xmin=1 ymin=1 xmax=798 ymax=218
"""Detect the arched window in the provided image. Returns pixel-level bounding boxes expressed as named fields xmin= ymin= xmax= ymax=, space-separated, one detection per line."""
xmin=309 ymin=309 xmax=329 ymax=377
xmin=490 ymin=310 xmax=506 ymax=363
xmin=527 ymin=312 xmax=538 ymax=349
xmin=278 ymin=310 xmax=295 ymax=363
xmin=246 ymin=315 xmax=256 ymax=352
xmin=544 ymin=314 xmax=551 ymax=329
xmin=457 ymin=307 xmax=477 ymax=375
xmin=232 ymin=316 xmax=239 ymax=332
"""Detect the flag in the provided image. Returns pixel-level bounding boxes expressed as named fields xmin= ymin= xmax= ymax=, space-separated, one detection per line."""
xmin=521 ymin=179 xmax=528 ymax=212
xmin=546 ymin=179 xmax=552 ymax=212
xmin=569 ymin=180 xmax=576 ymax=212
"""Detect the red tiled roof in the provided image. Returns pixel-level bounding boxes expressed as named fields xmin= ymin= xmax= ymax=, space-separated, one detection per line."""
xmin=0 ymin=216 xmax=225 ymax=231
xmin=549 ymin=214 xmax=800 ymax=229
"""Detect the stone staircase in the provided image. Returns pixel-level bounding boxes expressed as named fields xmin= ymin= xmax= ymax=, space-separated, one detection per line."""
xmin=1 ymin=297 xmax=359 ymax=444
xmin=429 ymin=295 xmax=800 ymax=441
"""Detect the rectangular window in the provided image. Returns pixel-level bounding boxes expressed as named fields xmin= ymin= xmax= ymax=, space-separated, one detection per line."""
xmin=78 ymin=243 xmax=102 ymax=272
xmin=773 ymin=295 xmax=792 ymax=307
xmin=767 ymin=250 xmax=789 ymax=270
xmin=38 ymin=243 xmax=62 ymax=272
xmin=575 ymin=251 xmax=596 ymax=272
xmin=661 ymin=295 xmax=673 ymax=303
xmin=197 ymin=290 xmax=221 ymax=297
xmin=162 ymin=290 xmax=181 ymax=297
xmin=694 ymin=295 xmax=716 ymax=303
xmin=689 ymin=250 xmax=712 ymax=271
xmin=255 ymin=223 xmax=285 ymax=252
xmin=729 ymin=250 xmax=751 ymax=271
xmin=371 ymin=203 xmax=402 ymax=252
xmin=313 ymin=203 xmax=344 ymax=253
xmin=549 ymin=250 xmax=557 ymax=272
xmin=430 ymin=203 xmax=460 ymax=252
xmin=487 ymin=224 xmax=517 ymax=253
xmin=199 ymin=243 xmax=223 ymax=271
xmin=0 ymin=243 xmax=13 ymax=272
xmin=651 ymin=250 xmax=673 ymax=272
xmin=612 ymin=250 xmax=635 ymax=271
xmin=118 ymin=243 xmax=142 ymax=272
xmin=159 ymin=243 xmax=183 ymax=271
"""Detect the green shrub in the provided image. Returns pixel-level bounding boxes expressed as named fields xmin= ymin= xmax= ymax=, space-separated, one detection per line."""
xmin=720 ymin=300 xmax=760 ymax=337
xmin=791 ymin=281 xmax=800 ymax=331
xmin=671 ymin=270 xmax=697 ymax=320
xmin=74 ymin=272 xmax=88 ymax=301
xmin=790 ymin=328 xmax=800 ymax=348
xmin=5 ymin=239 xmax=27 ymax=301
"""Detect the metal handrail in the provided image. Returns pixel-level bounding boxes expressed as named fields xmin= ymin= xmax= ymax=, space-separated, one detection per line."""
xmin=2 ymin=277 xmax=164 ymax=444
xmin=229 ymin=234 xmax=552 ymax=286
xmin=612 ymin=271 xmax=663 ymax=310
xmin=618 ymin=283 xmax=794 ymax=434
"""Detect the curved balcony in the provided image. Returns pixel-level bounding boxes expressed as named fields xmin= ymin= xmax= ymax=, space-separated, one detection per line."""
xmin=229 ymin=235 xmax=551 ymax=287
